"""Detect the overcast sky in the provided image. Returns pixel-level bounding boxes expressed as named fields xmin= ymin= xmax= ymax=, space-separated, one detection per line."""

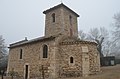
xmin=0 ymin=0 xmax=120 ymax=45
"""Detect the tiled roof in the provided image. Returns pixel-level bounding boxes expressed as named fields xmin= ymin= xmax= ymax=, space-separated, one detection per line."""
xmin=58 ymin=36 xmax=97 ymax=45
xmin=60 ymin=40 xmax=97 ymax=45
xmin=43 ymin=3 xmax=79 ymax=17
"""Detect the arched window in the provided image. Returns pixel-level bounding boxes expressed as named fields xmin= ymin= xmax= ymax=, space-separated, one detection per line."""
xmin=69 ymin=15 xmax=72 ymax=25
xmin=52 ymin=13 xmax=55 ymax=22
xmin=43 ymin=45 xmax=48 ymax=58
xmin=70 ymin=57 xmax=74 ymax=63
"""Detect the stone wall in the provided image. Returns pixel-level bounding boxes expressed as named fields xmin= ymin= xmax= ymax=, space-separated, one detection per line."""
xmin=56 ymin=40 xmax=100 ymax=78
xmin=44 ymin=6 xmax=78 ymax=37
xmin=88 ymin=44 xmax=100 ymax=73
xmin=58 ymin=44 xmax=82 ymax=77
xmin=63 ymin=7 xmax=78 ymax=37
xmin=7 ymin=39 xmax=56 ymax=79
xmin=7 ymin=3 xmax=100 ymax=79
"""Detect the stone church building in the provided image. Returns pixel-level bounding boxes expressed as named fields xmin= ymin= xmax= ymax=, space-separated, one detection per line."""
xmin=7 ymin=3 xmax=100 ymax=79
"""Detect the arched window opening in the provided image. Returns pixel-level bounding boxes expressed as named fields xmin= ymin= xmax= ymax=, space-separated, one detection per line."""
xmin=20 ymin=49 xmax=23 ymax=59
xmin=43 ymin=45 xmax=48 ymax=58
xmin=69 ymin=15 xmax=72 ymax=25
xmin=52 ymin=13 xmax=55 ymax=22
xmin=70 ymin=57 xmax=74 ymax=63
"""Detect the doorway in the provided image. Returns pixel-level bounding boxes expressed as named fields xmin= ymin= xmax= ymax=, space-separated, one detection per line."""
xmin=25 ymin=65 xmax=29 ymax=79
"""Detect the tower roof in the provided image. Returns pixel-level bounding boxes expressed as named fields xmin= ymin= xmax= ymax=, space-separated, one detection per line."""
xmin=43 ymin=3 xmax=79 ymax=17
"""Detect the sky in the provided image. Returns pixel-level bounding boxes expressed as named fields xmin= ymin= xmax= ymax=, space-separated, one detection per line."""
xmin=0 ymin=0 xmax=120 ymax=45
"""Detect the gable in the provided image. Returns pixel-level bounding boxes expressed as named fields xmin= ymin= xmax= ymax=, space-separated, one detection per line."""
xmin=43 ymin=3 xmax=79 ymax=17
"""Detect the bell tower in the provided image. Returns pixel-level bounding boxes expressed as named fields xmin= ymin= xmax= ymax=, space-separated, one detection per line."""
xmin=43 ymin=3 xmax=79 ymax=37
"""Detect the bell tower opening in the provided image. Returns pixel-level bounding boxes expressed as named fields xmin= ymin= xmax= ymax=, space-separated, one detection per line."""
xmin=52 ymin=13 xmax=55 ymax=22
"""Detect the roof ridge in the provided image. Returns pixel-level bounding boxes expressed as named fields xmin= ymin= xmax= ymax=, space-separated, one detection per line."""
xmin=9 ymin=36 xmax=56 ymax=48
xmin=43 ymin=3 xmax=79 ymax=17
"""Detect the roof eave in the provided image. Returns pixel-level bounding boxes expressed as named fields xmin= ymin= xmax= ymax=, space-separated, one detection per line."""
xmin=9 ymin=36 xmax=56 ymax=48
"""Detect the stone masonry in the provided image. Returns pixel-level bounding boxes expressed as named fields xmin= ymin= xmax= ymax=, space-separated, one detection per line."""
xmin=7 ymin=3 xmax=100 ymax=79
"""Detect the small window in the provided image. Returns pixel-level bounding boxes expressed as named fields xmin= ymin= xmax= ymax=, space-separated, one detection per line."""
xmin=20 ymin=49 xmax=23 ymax=59
xmin=43 ymin=45 xmax=48 ymax=58
xmin=52 ymin=13 xmax=55 ymax=22
xmin=69 ymin=15 xmax=72 ymax=25
xmin=70 ymin=57 xmax=74 ymax=63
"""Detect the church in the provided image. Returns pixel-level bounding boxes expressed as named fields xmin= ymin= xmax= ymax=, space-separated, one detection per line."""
xmin=7 ymin=3 xmax=100 ymax=79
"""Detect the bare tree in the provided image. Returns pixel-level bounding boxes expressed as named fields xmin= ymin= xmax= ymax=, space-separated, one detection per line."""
xmin=102 ymin=40 xmax=112 ymax=56
xmin=113 ymin=13 xmax=120 ymax=41
xmin=78 ymin=30 xmax=87 ymax=40
xmin=112 ymin=12 xmax=120 ymax=58
xmin=0 ymin=35 xmax=7 ymax=58
xmin=87 ymin=27 xmax=109 ymax=57
xmin=0 ymin=35 xmax=8 ymax=75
